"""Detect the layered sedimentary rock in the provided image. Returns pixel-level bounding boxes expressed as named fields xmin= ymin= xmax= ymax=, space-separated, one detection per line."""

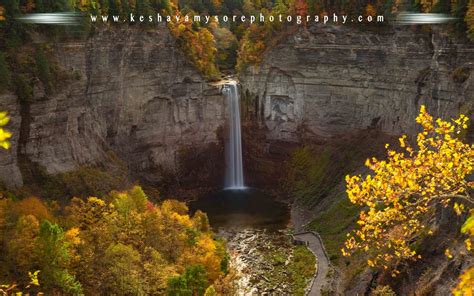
xmin=0 ymin=25 xmax=225 ymax=188
xmin=240 ymin=25 xmax=474 ymax=141
xmin=0 ymin=93 xmax=23 ymax=187
xmin=238 ymin=24 xmax=474 ymax=295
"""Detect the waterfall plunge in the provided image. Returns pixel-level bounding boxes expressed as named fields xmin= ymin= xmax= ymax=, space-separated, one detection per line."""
xmin=224 ymin=82 xmax=245 ymax=190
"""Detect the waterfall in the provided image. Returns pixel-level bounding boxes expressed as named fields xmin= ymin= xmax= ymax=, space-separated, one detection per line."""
xmin=224 ymin=82 xmax=245 ymax=189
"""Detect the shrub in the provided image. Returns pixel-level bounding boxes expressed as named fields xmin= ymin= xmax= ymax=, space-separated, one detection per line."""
xmin=34 ymin=47 xmax=53 ymax=94
xmin=14 ymin=74 xmax=33 ymax=103
xmin=452 ymin=66 xmax=470 ymax=83
xmin=371 ymin=285 xmax=397 ymax=296
xmin=0 ymin=53 xmax=12 ymax=91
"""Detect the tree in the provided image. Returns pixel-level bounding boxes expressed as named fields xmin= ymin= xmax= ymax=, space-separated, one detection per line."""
xmin=151 ymin=0 xmax=171 ymax=12
xmin=293 ymin=0 xmax=308 ymax=16
xmin=135 ymin=0 xmax=151 ymax=15
xmin=13 ymin=196 xmax=53 ymax=222
xmin=272 ymin=0 xmax=288 ymax=15
xmin=0 ymin=5 xmax=5 ymax=22
xmin=0 ymin=53 xmax=11 ymax=91
xmin=204 ymin=284 xmax=217 ymax=296
xmin=142 ymin=247 xmax=178 ymax=294
xmin=0 ymin=112 xmax=11 ymax=149
xmin=102 ymin=243 xmax=144 ymax=295
xmin=0 ymin=270 xmax=41 ymax=295
xmin=343 ymin=105 xmax=473 ymax=270
xmin=179 ymin=235 xmax=223 ymax=282
xmin=466 ymin=0 xmax=474 ymax=40
xmin=242 ymin=0 xmax=255 ymax=14
xmin=453 ymin=210 xmax=474 ymax=295
xmin=167 ymin=265 xmax=209 ymax=296
xmin=0 ymin=186 xmax=230 ymax=295
xmin=36 ymin=220 xmax=83 ymax=295
xmin=168 ymin=13 xmax=220 ymax=79
xmin=35 ymin=47 xmax=53 ymax=94
xmin=365 ymin=3 xmax=376 ymax=16
xmin=192 ymin=210 xmax=211 ymax=233
xmin=7 ymin=215 xmax=40 ymax=272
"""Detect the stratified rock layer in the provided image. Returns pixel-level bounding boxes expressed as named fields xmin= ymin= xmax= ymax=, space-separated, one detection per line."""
xmin=0 ymin=26 xmax=225 ymax=188
xmin=240 ymin=25 xmax=474 ymax=141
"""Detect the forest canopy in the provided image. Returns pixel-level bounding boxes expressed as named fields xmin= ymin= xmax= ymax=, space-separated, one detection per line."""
xmin=0 ymin=186 xmax=235 ymax=295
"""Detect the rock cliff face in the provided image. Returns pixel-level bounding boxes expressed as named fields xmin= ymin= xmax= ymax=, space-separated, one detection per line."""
xmin=0 ymin=25 xmax=226 ymax=189
xmin=238 ymin=24 xmax=474 ymax=295
xmin=2 ymin=24 xmax=473 ymax=191
xmin=240 ymin=25 xmax=474 ymax=141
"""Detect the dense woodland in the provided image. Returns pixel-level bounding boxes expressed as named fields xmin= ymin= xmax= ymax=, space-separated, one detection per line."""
xmin=0 ymin=184 xmax=235 ymax=295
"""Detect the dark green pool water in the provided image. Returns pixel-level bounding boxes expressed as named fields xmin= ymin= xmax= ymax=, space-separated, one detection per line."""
xmin=189 ymin=188 xmax=290 ymax=231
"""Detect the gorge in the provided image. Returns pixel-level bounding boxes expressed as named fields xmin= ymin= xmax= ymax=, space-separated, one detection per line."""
xmin=0 ymin=18 xmax=473 ymax=295
xmin=1 ymin=25 xmax=472 ymax=194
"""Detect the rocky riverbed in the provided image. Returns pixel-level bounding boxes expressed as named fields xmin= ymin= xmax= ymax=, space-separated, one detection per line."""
xmin=219 ymin=229 xmax=316 ymax=295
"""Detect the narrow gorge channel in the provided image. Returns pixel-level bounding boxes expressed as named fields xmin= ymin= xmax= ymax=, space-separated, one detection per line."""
xmin=190 ymin=80 xmax=309 ymax=295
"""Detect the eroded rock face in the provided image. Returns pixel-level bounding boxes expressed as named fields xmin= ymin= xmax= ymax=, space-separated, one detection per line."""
xmin=0 ymin=26 xmax=225 ymax=188
xmin=0 ymin=93 xmax=22 ymax=187
xmin=240 ymin=25 xmax=474 ymax=141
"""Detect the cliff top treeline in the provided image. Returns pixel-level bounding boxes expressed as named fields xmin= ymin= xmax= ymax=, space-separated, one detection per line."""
xmin=1 ymin=0 xmax=474 ymax=82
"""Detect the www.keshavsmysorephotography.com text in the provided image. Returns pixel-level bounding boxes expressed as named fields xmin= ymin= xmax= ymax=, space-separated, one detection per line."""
xmin=90 ymin=13 xmax=385 ymax=25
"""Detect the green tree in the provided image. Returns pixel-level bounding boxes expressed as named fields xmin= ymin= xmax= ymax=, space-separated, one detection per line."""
xmin=135 ymin=0 xmax=152 ymax=15
xmin=167 ymin=265 xmax=209 ymax=296
xmin=36 ymin=220 xmax=83 ymax=295
xmin=272 ymin=0 xmax=288 ymax=15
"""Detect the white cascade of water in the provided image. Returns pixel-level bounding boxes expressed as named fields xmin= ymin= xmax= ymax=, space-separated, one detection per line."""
xmin=223 ymin=82 xmax=245 ymax=189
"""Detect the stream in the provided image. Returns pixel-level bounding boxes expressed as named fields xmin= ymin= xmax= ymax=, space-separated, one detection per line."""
xmin=190 ymin=189 xmax=311 ymax=295
xmin=189 ymin=80 xmax=316 ymax=295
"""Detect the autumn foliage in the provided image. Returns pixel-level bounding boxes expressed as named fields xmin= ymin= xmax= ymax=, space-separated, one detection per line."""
xmin=0 ymin=112 xmax=11 ymax=149
xmin=453 ymin=210 xmax=474 ymax=295
xmin=168 ymin=12 xmax=220 ymax=80
xmin=0 ymin=186 xmax=234 ymax=295
xmin=343 ymin=106 xmax=473 ymax=280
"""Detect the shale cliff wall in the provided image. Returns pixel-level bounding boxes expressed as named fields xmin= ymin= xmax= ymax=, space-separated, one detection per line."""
xmin=0 ymin=25 xmax=225 ymax=188
xmin=238 ymin=24 xmax=474 ymax=295
xmin=240 ymin=25 xmax=474 ymax=142
xmin=2 ymin=24 xmax=473 ymax=190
